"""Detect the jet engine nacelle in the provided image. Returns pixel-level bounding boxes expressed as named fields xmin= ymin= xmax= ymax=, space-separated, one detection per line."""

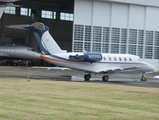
xmin=69 ymin=52 xmax=102 ymax=63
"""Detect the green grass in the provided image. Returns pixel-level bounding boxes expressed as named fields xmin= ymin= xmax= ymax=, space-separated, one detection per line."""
xmin=0 ymin=77 xmax=159 ymax=120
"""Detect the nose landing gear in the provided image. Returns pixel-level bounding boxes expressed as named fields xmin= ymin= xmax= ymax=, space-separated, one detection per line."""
xmin=141 ymin=75 xmax=147 ymax=81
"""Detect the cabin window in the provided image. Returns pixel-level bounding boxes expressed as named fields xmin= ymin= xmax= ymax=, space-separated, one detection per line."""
xmin=31 ymin=49 xmax=35 ymax=51
xmin=140 ymin=58 xmax=143 ymax=62
xmin=129 ymin=58 xmax=132 ymax=61
xmin=114 ymin=57 xmax=116 ymax=61
xmin=104 ymin=57 xmax=106 ymax=61
xmin=119 ymin=57 xmax=122 ymax=61
xmin=124 ymin=58 xmax=127 ymax=61
xmin=109 ymin=57 xmax=111 ymax=61
xmin=138 ymin=58 xmax=143 ymax=62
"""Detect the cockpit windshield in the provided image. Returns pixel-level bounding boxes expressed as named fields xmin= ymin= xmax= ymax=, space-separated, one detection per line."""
xmin=138 ymin=57 xmax=143 ymax=62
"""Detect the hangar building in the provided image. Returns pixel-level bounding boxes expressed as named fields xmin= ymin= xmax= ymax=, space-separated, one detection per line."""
xmin=0 ymin=0 xmax=159 ymax=71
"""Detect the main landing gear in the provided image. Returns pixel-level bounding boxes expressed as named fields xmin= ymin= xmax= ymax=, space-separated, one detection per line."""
xmin=84 ymin=74 xmax=109 ymax=81
xmin=84 ymin=74 xmax=91 ymax=81
xmin=102 ymin=75 xmax=109 ymax=81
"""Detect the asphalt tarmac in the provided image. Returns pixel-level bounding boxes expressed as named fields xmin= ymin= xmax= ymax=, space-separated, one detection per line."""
xmin=0 ymin=66 xmax=159 ymax=88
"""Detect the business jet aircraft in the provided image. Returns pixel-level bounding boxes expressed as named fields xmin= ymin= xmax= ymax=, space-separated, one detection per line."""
xmin=0 ymin=45 xmax=41 ymax=60
xmin=21 ymin=22 xmax=154 ymax=81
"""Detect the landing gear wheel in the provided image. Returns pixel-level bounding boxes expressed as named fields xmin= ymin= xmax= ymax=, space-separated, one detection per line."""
xmin=102 ymin=75 xmax=109 ymax=82
xmin=141 ymin=76 xmax=147 ymax=81
xmin=84 ymin=74 xmax=91 ymax=81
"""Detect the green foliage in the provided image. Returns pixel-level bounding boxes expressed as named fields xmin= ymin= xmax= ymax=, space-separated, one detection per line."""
xmin=0 ymin=77 xmax=159 ymax=120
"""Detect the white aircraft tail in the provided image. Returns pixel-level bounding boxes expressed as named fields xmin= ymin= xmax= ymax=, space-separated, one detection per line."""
xmin=24 ymin=22 xmax=66 ymax=54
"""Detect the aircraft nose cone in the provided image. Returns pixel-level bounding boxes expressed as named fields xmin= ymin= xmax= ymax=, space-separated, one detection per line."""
xmin=149 ymin=64 xmax=155 ymax=72
xmin=33 ymin=53 xmax=41 ymax=59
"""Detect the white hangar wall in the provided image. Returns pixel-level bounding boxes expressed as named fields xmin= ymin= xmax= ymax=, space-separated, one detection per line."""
xmin=105 ymin=0 xmax=159 ymax=7
xmin=74 ymin=0 xmax=159 ymax=30
xmin=73 ymin=0 xmax=159 ymax=71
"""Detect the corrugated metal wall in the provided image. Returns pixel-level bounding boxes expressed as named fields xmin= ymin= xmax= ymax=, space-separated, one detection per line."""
xmin=73 ymin=0 xmax=159 ymax=71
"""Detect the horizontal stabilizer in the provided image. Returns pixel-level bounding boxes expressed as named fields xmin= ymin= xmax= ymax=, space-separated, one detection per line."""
xmin=7 ymin=22 xmax=67 ymax=54
xmin=6 ymin=24 xmax=29 ymax=30
xmin=24 ymin=22 xmax=67 ymax=54
xmin=31 ymin=22 xmax=45 ymax=31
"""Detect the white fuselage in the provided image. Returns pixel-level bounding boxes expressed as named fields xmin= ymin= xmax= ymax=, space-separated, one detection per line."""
xmin=40 ymin=53 xmax=155 ymax=73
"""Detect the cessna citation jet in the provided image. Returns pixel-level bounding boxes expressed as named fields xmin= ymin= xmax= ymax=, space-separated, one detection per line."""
xmin=22 ymin=22 xmax=155 ymax=81
xmin=0 ymin=45 xmax=41 ymax=60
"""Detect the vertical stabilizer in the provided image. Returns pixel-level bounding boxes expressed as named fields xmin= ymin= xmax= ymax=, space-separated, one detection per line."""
xmin=24 ymin=22 xmax=66 ymax=54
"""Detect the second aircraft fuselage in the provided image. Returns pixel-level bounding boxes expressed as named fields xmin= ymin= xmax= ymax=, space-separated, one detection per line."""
xmin=0 ymin=45 xmax=41 ymax=60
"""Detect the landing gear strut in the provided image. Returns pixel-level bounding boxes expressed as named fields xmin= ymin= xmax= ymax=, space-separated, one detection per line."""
xmin=102 ymin=75 xmax=109 ymax=81
xmin=84 ymin=74 xmax=91 ymax=81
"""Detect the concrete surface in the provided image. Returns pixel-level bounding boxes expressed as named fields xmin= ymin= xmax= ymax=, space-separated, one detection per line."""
xmin=0 ymin=66 xmax=159 ymax=88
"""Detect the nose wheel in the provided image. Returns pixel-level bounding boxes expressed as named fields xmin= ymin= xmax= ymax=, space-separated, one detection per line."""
xmin=141 ymin=75 xmax=147 ymax=81
xmin=102 ymin=75 xmax=109 ymax=81
xmin=141 ymin=73 xmax=147 ymax=81
xmin=84 ymin=74 xmax=91 ymax=81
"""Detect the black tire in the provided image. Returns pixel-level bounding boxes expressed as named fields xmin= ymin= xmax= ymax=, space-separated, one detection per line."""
xmin=102 ymin=75 xmax=109 ymax=81
xmin=84 ymin=74 xmax=91 ymax=81
xmin=141 ymin=76 xmax=147 ymax=81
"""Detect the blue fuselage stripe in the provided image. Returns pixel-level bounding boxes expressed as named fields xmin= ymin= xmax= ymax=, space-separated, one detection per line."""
xmin=46 ymin=54 xmax=143 ymax=65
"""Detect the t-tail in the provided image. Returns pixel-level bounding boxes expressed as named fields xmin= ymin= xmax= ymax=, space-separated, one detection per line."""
xmin=24 ymin=22 xmax=67 ymax=55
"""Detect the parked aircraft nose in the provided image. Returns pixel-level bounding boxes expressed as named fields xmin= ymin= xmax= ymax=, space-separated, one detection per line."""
xmin=147 ymin=63 xmax=155 ymax=72
xmin=32 ymin=52 xmax=41 ymax=59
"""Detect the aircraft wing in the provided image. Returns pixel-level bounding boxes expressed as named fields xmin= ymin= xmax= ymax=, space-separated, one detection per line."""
xmin=32 ymin=66 xmax=71 ymax=71
xmin=95 ymin=66 xmax=140 ymax=73
xmin=6 ymin=24 xmax=28 ymax=30
xmin=32 ymin=66 xmax=140 ymax=73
